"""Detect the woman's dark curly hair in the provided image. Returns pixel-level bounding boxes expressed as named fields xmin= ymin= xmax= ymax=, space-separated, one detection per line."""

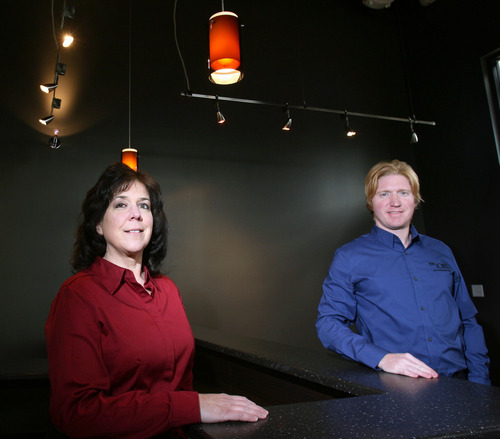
xmin=72 ymin=162 xmax=167 ymax=276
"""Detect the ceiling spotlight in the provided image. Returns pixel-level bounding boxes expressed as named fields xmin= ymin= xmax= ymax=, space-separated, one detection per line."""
xmin=39 ymin=115 xmax=54 ymax=125
xmin=343 ymin=111 xmax=356 ymax=137
xmin=410 ymin=118 xmax=419 ymax=143
xmin=63 ymin=3 xmax=75 ymax=19
xmin=215 ymin=97 xmax=225 ymax=124
xmin=56 ymin=62 xmax=66 ymax=76
xmin=363 ymin=0 xmax=395 ymax=9
xmin=52 ymin=97 xmax=61 ymax=109
xmin=62 ymin=34 xmax=74 ymax=47
xmin=40 ymin=82 xmax=58 ymax=93
xmin=282 ymin=105 xmax=292 ymax=131
xmin=49 ymin=129 xmax=61 ymax=149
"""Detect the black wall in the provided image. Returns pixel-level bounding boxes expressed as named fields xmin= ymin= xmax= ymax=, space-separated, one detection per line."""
xmin=1 ymin=0 xmax=499 ymax=384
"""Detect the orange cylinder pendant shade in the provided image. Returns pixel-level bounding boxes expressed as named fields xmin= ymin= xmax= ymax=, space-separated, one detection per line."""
xmin=209 ymin=11 xmax=243 ymax=85
xmin=121 ymin=148 xmax=138 ymax=171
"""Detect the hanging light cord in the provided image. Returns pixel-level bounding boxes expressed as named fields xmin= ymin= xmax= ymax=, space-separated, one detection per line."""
xmin=173 ymin=0 xmax=191 ymax=93
xmin=396 ymin=7 xmax=416 ymax=121
xmin=50 ymin=0 xmax=60 ymax=49
xmin=128 ymin=0 xmax=132 ymax=148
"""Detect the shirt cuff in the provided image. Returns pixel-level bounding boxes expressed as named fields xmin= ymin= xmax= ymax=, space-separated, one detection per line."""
xmin=170 ymin=391 xmax=201 ymax=427
xmin=358 ymin=343 xmax=390 ymax=370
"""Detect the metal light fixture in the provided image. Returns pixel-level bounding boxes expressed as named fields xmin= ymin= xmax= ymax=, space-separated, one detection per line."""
xmin=56 ymin=62 xmax=66 ymax=75
xmin=181 ymin=92 xmax=437 ymax=142
xmin=39 ymin=115 xmax=54 ymax=125
xmin=282 ymin=104 xmax=292 ymax=131
xmin=63 ymin=3 xmax=75 ymax=19
xmin=52 ymin=97 xmax=61 ymax=109
xmin=208 ymin=6 xmax=243 ymax=85
xmin=49 ymin=129 xmax=61 ymax=149
xmin=344 ymin=111 xmax=356 ymax=137
xmin=363 ymin=0 xmax=395 ymax=9
xmin=215 ymin=97 xmax=226 ymax=124
xmin=410 ymin=117 xmax=419 ymax=143
xmin=121 ymin=148 xmax=138 ymax=171
xmin=62 ymin=34 xmax=74 ymax=47
xmin=40 ymin=82 xmax=58 ymax=93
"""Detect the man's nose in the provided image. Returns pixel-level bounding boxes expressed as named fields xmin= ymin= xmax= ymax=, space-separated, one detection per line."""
xmin=389 ymin=193 xmax=401 ymax=205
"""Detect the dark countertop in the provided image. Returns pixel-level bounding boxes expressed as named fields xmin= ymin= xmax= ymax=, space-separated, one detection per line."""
xmin=189 ymin=326 xmax=500 ymax=439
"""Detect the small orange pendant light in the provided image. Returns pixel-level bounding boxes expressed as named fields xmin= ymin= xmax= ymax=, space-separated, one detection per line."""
xmin=209 ymin=10 xmax=243 ymax=85
xmin=121 ymin=148 xmax=138 ymax=171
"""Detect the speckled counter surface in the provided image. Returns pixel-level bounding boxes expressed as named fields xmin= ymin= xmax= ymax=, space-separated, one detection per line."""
xmin=188 ymin=326 xmax=500 ymax=439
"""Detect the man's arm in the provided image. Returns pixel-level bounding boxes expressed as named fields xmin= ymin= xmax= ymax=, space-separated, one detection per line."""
xmin=316 ymin=250 xmax=389 ymax=369
xmin=317 ymin=250 xmax=438 ymax=379
xmin=452 ymin=258 xmax=490 ymax=385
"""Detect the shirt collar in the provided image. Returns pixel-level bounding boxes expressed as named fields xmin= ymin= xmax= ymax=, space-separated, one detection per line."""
xmin=370 ymin=224 xmax=420 ymax=248
xmin=89 ymin=257 xmax=154 ymax=295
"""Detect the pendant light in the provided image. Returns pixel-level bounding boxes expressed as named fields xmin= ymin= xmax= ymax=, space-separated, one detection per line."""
xmin=208 ymin=2 xmax=243 ymax=85
xmin=121 ymin=0 xmax=139 ymax=171
xmin=121 ymin=148 xmax=138 ymax=171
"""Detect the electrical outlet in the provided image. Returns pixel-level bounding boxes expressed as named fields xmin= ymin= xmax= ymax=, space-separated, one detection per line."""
xmin=471 ymin=284 xmax=485 ymax=298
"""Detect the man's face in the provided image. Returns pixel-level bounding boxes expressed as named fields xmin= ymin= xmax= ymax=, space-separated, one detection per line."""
xmin=372 ymin=174 xmax=415 ymax=234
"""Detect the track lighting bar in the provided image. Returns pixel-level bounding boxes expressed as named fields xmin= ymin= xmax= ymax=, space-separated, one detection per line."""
xmin=181 ymin=92 xmax=437 ymax=127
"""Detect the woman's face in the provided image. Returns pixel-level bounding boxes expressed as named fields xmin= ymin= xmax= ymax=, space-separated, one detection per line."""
xmin=96 ymin=181 xmax=153 ymax=265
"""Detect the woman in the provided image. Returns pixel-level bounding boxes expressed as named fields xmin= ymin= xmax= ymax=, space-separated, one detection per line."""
xmin=45 ymin=163 xmax=268 ymax=438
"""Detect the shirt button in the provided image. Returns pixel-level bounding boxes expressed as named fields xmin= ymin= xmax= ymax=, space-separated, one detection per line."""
xmin=428 ymin=337 xmax=433 ymax=342
xmin=421 ymin=306 xmax=425 ymax=311
xmin=414 ymin=276 xmax=418 ymax=281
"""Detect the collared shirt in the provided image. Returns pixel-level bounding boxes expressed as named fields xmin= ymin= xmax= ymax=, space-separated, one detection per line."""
xmin=45 ymin=257 xmax=201 ymax=438
xmin=316 ymin=225 xmax=490 ymax=385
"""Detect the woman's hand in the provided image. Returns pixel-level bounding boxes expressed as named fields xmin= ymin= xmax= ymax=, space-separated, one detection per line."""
xmin=199 ymin=393 xmax=269 ymax=423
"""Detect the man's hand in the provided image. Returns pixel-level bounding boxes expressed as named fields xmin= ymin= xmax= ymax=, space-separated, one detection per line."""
xmin=199 ymin=393 xmax=269 ymax=424
xmin=378 ymin=353 xmax=439 ymax=379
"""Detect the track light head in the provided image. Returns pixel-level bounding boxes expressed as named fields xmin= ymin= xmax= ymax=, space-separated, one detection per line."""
xmin=343 ymin=111 xmax=356 ymax=137
xmin=40 ymin=82 xmax=58 ymax=93
xmin=52 ymin=98 xmax=61 ymax=109
xmin=282 ymin=118 xmax=292 ymax=131
xmin=217 ymin=110 xmax=226 ymax=124
xmin=56 ymin=62 xmax=66 ymax=76
xmin=63 ymin=4 xmax=75 ymax=19
xmin=409 ymin=118 xmax=419 ymax=143
xmin=282 ymin=106 xmax=292 ymax=131
xmin=49 ymin=129 xmax=61 ymax=149
xmin=39 ymin=115 xmax=54 ymax=125
xmin=363 ymin=0 xmax=395 ymax=9
xmin=62 ymin=34 xmax=74 ymax=47
xmin=215 ymin=97 xmax=226 ymax=124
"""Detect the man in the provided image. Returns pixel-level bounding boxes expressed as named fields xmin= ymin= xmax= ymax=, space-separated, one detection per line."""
xmin=316 ymin=159 xmax=490 ymax=384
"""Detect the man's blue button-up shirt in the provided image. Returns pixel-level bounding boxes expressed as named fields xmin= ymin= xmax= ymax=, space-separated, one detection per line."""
xmin=316 ymin=224 xmax=490 ymax=384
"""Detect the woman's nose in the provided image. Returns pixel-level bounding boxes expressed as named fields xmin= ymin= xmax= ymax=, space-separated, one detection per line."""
xmin=129 ymin=206 xmax=142 ymax=220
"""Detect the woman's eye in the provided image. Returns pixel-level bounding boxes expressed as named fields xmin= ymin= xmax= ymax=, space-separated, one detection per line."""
xmin=115 ymin=202 xmax=126 ymax=208
xmin=139 ymin=203 xmax=150 ymax=210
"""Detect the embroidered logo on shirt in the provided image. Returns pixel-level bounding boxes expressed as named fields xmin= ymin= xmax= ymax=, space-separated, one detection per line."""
xmin=428 ymin=262 xmax=452 ymax=271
